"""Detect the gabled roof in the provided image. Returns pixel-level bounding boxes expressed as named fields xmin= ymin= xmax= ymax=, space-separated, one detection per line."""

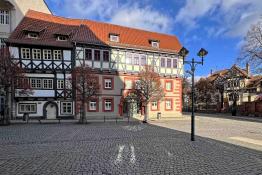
xmin=7 ymin=17 xmax=78 ymax=48
xmin=207 ymin=69 xmax=229 ymax=82
xmin=230 ymin=64 xmax=249 ymax=78
xmin=207 ymin=64 xmax=252 ymax=85
xmin=246 ymin=75 xmax=262 ymax=88
xmin=7 ymin=10 xmax=182 ymax=53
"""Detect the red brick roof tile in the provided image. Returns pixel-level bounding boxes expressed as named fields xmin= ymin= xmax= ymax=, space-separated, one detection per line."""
xmin=8 ymin=10 xmax=181 ymax=53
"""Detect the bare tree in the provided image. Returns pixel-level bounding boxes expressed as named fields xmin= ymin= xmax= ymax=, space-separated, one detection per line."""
xmin=239 ymin=19 xmax=262 ymax=73
xmin=213 ymin=76 xmax=226 ymax=111
xmin=71 ymin=65 xmax=100 ymax=123
xmin=182 ymin=77 xmax=191 ymax=111
xmin=0 ymin=48 xmax=29 ymax=125
xmin=195 ymin=78 xmax=216 ymax=110
xmin=135 ymin=65 xmax=165 ymax=123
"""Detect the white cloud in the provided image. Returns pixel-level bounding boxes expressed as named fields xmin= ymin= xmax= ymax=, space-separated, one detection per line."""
xmin=49 ymin=0 xmax=172 ymax=33
xmin=175 ymin=0 xmax=218 ymax=28
xmin=51 ymin=0 xmax=118 ymax=20
xmin=176 ymin=0 xmax=262 ymax=38
xmin=110 ymin=4 xmax=172 ymax=33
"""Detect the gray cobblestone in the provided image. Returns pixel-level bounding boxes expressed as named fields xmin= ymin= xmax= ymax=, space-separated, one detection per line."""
xmin=0 ymin=122 xmax=261 ymax=174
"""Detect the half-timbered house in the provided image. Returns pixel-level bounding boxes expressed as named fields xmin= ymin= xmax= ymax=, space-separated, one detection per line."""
xmin=6 ymin=13 xmax=75 ymax=119
xmin=7 ymin=10 xmax=184 ymax=120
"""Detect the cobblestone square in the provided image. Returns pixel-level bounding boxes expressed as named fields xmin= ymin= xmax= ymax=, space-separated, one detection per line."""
xmin=0 ymin=119 xmax=262 ymax=175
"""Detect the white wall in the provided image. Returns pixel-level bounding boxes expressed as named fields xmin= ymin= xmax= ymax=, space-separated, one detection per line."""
xmin=0 ymin=0 xmax=51 ymax=39
xmin=16 ymin=100 xmax=74 ymax=118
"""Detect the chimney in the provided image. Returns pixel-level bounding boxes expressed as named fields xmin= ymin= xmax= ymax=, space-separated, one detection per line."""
xmin=246 ymin=63 xmax=250 ymax=76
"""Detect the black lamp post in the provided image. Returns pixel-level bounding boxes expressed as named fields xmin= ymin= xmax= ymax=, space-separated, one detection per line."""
xmin=179 ymin=47 xmax=208 ymax=141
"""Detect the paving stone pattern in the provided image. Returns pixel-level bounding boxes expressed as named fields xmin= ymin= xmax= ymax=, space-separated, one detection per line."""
xmin=0 ymin=122 xmax=262 ymax=175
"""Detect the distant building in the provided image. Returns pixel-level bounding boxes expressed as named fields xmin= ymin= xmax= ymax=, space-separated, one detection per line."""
xmin=6 ymin=10 xmax=184 ymax=120
xmin=207 ymin=64 xmax=262 ymax=111
xmin=0 ymin=0 xmax=51 ymax=48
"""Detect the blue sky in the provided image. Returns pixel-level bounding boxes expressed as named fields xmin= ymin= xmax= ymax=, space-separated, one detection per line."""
xmin=45 ymin=0 xmax=262 ymax=77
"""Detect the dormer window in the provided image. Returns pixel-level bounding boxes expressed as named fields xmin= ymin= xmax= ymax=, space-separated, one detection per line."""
xmin=57 ymin=35 xmax=68 ymax=41
xmin=109 ymin=33 xmax=119 ymax=42
xmin=151 ymin=41 xmax=159 ymax=48
xmin=28 ymin=32 xmax=39 ymax=39
xmin=149 ymin=39 xmax=160 ymax=48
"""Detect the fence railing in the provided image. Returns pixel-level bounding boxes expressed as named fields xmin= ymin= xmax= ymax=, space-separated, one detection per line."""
xmin=237 ymin=101 xmax=262 ymax=117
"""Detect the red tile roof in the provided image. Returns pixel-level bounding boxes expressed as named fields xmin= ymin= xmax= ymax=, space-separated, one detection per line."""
xmin=8 ymin=10 xmax=181 ymax=53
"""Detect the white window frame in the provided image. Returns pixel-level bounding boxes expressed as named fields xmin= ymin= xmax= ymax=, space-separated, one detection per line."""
xmin=140 ymin=55 xmax=147 ymax=66
xmin=104 ymin=100 xmax=112 ymax=111
xmin=133 ymin=54 xmax=139 ymax=65
xmin=85 ymin=49 xmax=92 ymax=60
xmin=43 ymin=79 xmax=53 ymax=89
xmin=125 ymin=80 xmax=133 ymax=89
xmin=89 ymin=101 xmax=97 ymax=111
xmin=21 ymin=48 xmax=30 ymax=59
xmin=104 ymin=78 xmax=112 ymax=89
xmin=57 ymin=79 xmax=64 ymax=89
xmin=151 ymin=41 xmax=159 ymax=48
xmin=166 ymin=58 xmax=172 ymax=68
xmin=43 ymin=49 xmax=52 ymax=60
xmin=28 ymin=33 xmax=39 ymax=39
xmin=31 ymin=78 xmax=42 ymax=88
xmin=126 ymin=52 xmax=133 ymax=64
xmin=57 ymin=35 xmax=68 ymax=41
xmin=151 ymin=101 xmax=158 ymax=110
xmin=61 ymin=102 xmax=72 ymax=115
xmin=32 ymin=49 xmax=41 ymax=59
xmin=165 ymin=82 xmax=172 ymax=91
xmin=110 ymin=35 xmax=119 ymax=42
xmin=103 ymin=50 xmax=109 ymax=62
xmin=161 ymin=57 xmax=166 ymax=67
xmin=165 ymin=100 xmax=172 ymax=110
xmin=53 ymin=50 xmax=62 ymax=60
xmin=0 ymin=10 xmax=9 ymax=25
xmin=94 ymin=50 xmax=100 ymax=61
xmin=19 ymin=103 xmax=37 ymax=113
xmin=173 ymin=58 xmax=178 ymax=68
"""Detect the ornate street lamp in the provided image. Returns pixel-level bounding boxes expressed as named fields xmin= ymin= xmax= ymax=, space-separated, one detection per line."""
xmin=179 ymin=47 xmax=208 ymax=141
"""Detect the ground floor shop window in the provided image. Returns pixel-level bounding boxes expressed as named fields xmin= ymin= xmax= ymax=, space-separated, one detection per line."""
xmin=19 ymin=103 xmax=37 ymax=113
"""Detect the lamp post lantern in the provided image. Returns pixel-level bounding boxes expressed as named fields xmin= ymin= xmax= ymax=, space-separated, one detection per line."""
xmin=179 ymin=47 xmax=208 ymax=141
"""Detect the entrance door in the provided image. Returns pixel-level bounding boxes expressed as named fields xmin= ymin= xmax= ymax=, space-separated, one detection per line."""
xmin=123 ymin=101 xmax=140 ymax=118
xmin=46 ymin=103 xmax=57 ymax=119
